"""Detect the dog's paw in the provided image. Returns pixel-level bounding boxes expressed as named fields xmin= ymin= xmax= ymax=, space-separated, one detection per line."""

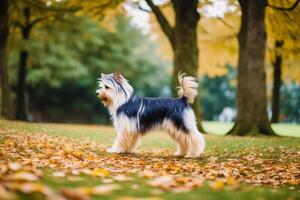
xmin=173 ymin=152 xmax=184 ymax=156
xmin=107 ymin=148 xmax=120 ymax=153
xmin=184 ymin=153 xmax=201 ymax=158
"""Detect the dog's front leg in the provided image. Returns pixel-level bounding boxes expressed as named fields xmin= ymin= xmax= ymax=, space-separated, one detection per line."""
xmin=107 ymin=131 xmax=123 ymax=153
xmin=173 ymin=144 xmax=186 ymax=156
xmin=107 ymin=131 xmax=138 ymax=153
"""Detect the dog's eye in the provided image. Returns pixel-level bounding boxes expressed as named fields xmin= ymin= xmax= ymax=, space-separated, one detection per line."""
xmin=105 ymin=85 xmax=110 ymax=89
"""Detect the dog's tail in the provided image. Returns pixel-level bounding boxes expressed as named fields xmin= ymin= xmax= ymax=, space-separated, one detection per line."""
xmin=177 ymin=72 xmax=198 ymax=104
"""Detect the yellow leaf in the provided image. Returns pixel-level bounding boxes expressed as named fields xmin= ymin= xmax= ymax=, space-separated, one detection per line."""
xmin=72 ymin=151 xmax=83 ymax=158
xmin=113 ymin=174 xmax=131 ymax=182
xmin=210 ymin=180 xmax=225 ymax=190
xmin=226 ymin=176 xmax=238 ymax=186
xmin=4 ymin=140 xmax=16 ymax=147
xmin=0 ymin=185 xmax=17 ymax=200
xmin=0 ymin=164 xmax=8 ymax=175
xmin=148 ymin=176 xmax=174 ymax=187
xmin=8 ymin=162 xmax=22 ymax=171
xmin=84 ymin=168 xmax=110 ymax=177
xmin=8 ymin=171 xmax=39 ymax=182
xmin=52 ymin=171 xmax=66 ymax=178
xmin=18 ymin=183 xmax=53 ymax=195
xmin=140 ymin=170 xmax=156 ymax=178
xmin=91 ymin=184 xmax=120 ymax=195
xmin=61 ymin=188 xmax=90 ymax=200
xmin=288 ymin=179 xmax=298 ymax=185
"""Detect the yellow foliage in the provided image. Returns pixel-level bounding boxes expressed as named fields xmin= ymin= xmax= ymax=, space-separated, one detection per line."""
xmin=149 ymin=1 xmax=300 ymax=82
xmin=74 ymin=0 xmax=125 ymax=31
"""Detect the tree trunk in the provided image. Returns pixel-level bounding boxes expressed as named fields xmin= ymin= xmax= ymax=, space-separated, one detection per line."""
xmin=0 ymin=0 xmax=13 ymax=119
xmin=271 ymin=40 xmax=284 ymax=123
xmin=171 ymin=0 xmax=205 ymax=133
xmin=16 ymin=8 xmax=31 ymax=120
xmin=228 ymin=0 xmax=276 ymax=136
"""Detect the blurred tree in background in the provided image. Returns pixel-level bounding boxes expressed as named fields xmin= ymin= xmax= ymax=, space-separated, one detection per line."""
xmin=9 ymin=0 xmax=78 ymax=120
xmin=0 ymin=0 xmax=13 ymax=119
xmin=266 ymin=1 xmax=300 ymax=123
xmin=9 ymin=15 xmax=169 ymax=123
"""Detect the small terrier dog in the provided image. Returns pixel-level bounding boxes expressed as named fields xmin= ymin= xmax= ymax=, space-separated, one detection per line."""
xmin=96 ymin=72 xmax=205 ymax=157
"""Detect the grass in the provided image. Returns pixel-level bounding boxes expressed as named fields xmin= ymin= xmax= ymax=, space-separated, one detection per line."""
xmin=2 ymin=120 xmax=299 ymax=151
xmin=1 ymin=119 xmax=300 ymax=200
xmin=203 ymin=121 xmax=300 ymax=137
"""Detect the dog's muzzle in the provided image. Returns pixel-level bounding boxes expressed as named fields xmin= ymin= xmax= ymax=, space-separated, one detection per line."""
xmin=96 ymin=90 xmax=111 ymax=107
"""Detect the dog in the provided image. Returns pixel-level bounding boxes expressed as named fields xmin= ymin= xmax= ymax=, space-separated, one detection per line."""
xmin=96 ymin=72 xmax=205 ymax=157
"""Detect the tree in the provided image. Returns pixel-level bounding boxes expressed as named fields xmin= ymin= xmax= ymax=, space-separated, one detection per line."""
xmin=271 ymin=40 xmax=284 ymax=123
xmin=15 ymin=6 xmax=31 ymax=120
xmin=228 ymin=0 xmax=299 ymax=136
xmin=267 ymin=0 xmax=300 ymax=123
xmin=0 ymin=0 xmax=13 ymax=119
xmin=11 ymin=0 xmax=77 ymax=120
xmin=18 ymin=16 xmax=169 ymax=123
xmin=227 ymin=0 xmax=275 ymax=136
xmin=142 ymin=0 xmax=205 ymax=133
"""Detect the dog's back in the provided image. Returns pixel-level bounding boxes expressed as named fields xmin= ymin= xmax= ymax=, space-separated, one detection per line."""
xmin=117 ymin=96 xmax=191 ymax=133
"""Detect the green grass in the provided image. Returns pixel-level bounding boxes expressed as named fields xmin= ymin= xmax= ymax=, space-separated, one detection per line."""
xmin=40 ymin=173 xmax=300 ymax=200
xmin=2 ymin=120 xmax=299 ymax=151
xmin=203 ymin=121 xmax=300 ymax=137
xmin=1 ymin=120 xmax=300 ymax=200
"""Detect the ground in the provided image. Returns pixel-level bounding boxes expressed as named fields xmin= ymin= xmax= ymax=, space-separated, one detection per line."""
xmin=0 ymin=119 xmax=299 ymax=200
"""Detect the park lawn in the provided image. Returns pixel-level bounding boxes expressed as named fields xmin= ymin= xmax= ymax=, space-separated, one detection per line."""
xmin=0 ymin=119 xmax=300 ymax=200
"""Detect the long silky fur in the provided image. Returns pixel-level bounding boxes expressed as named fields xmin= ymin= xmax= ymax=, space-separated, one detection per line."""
xmin=96 ymin=73 xmax=205 ymax=158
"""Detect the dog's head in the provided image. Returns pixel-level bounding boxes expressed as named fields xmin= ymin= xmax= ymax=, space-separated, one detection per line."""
xmin=96 ymin=72 xmax=133 ymax=110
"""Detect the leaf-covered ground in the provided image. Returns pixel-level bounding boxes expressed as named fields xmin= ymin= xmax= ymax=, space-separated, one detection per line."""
xmin=0 ymin=120 xmax=300 ymax=200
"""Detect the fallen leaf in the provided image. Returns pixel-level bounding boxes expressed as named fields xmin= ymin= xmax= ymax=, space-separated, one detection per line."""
xmin=210 ymin=180 xmax=225 ymax=190
xmin=8 ymin=162 xmax=22 ymax=171
xmin=148 ymin=176 xmax=174 ymax=187
xmin=83 ymin=168 xmax=110 ymax=177
xmin=52 ymin=171 xmax=66 ymax=178
xmin=0 ymin=185 xmax=17 ymax=200
xmin=113 ymin=174 xmax=131 ymax=182
xmin=61 ymin=188 xmax=90 ymax=200
xmin=72 ymin=151 xmax=83 ymax=159
xmin=91 ymin=184 xmax=120 ymax=195
xmin=18 ymin=182 xmax=53 ymax=196
xmin=140 ymin=170 xmax=156 ymax=178
xmin=8 ymin=171 xmax=39 ymax=182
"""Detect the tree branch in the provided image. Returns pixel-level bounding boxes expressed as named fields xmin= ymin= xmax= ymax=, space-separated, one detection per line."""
xmin=267 ymin=0 xmax=300 ymax=11
xmin=28 ymin=16 xmax=48 ymax=28
xmin=144 ymin=0 xmax=175 ymax=47
xmin=11 ymin=20 xmax=24 ymax=29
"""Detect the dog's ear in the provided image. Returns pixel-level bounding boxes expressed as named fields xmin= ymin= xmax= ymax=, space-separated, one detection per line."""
xmin=113 ymin=71 xmax=123 ymax=82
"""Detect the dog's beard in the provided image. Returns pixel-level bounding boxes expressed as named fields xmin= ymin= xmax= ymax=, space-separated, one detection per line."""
xmin=99 ymin=93 xmax=112 ymax=107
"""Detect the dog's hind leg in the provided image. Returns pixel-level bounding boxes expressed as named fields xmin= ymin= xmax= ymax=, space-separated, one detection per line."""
xmin=166 ymin=130 xmax=187 ymax=156
xmin=182 ymin=109 xmax=206 ymax=158
xmin=184 ymin=132 xmax=204 ymax=158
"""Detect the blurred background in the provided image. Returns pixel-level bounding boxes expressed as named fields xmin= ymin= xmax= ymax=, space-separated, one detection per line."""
xmin=0 ymin=0 xmax=299 ymax=129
